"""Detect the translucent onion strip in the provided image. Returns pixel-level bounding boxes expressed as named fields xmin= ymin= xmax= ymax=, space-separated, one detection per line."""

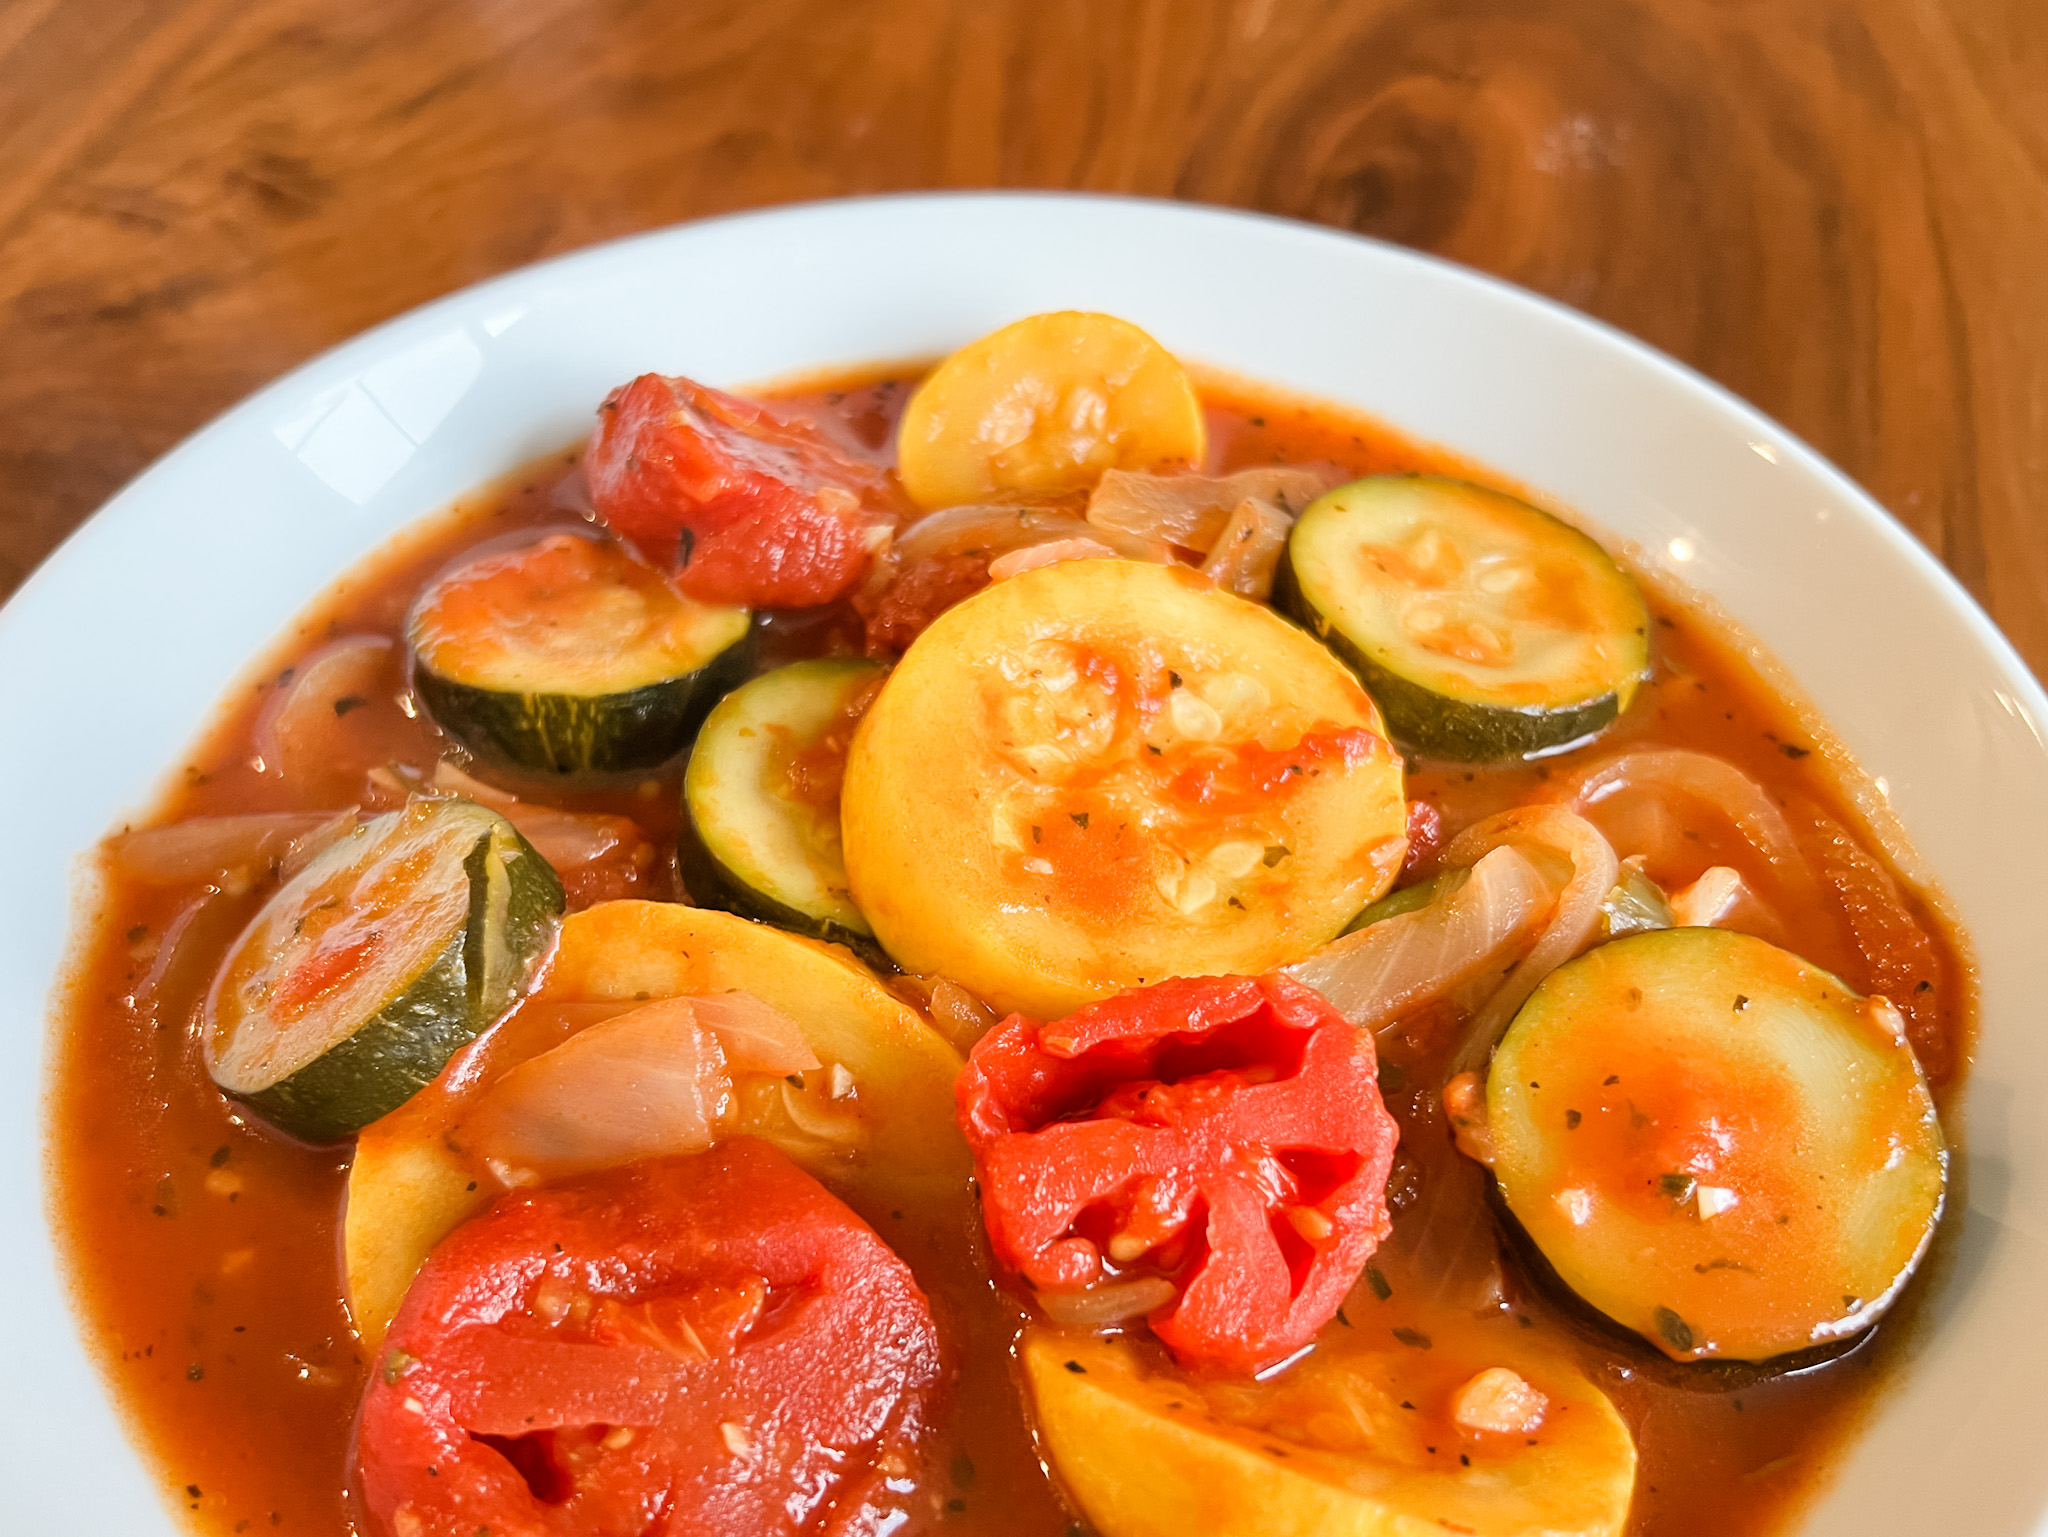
xmin=1284 ymin=845 xmax=1559 ymax=1032
xmin=1035 ymin=1277 xmax=1179 ymax=1328
xmin=1444 ymin=805 xmax=1619 ymax=1076
xmin=430 ymin=759 xmax=643 ymax=871
xmin=687 ymin=991 xmax=820 ymax=1075
xmin=1199 ymin=497 xmax=1295 ymax=600
xmin=463 ymin=996 xmax=733 ymax=1182
xmin=1085 ymin=466 xmax=1331 ymax=551
xmin=1555 ymin=748 xmax=1819 ymax=906
xmin=253 ymin=633 xmax=398 ymax=788
xmin=106 ymin=811 xmax=356 ymax=886
xmin=987 ymin=536 xmax=1124 ymax=580
xmin=893 ymin=504 xmax=1170 ymax=568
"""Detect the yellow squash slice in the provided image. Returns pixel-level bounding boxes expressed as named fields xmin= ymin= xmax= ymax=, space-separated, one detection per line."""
xmin=1023 ymin=1328 xmax=1636 ymax=1537
xmin=343 ymin=901 xmax=965 ymax=1345
xmin=896 ymin=311 xmax=1207 ymax=510
xmin=841 ymin=559 xmax=1408 ymax=1017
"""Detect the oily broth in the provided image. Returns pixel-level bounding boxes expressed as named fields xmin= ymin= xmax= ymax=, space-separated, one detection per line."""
xmin=51 ymin=375 xmax=1967 ymax=1537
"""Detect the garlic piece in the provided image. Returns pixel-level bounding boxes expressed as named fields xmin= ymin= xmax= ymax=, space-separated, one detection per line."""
xmin=1168 ymin=689 xmax=1223 ymax=741
xmin=1205 ymin=840 xmax=1265 ymax=879
xmin=1450 ymin=1368 xmax=1548 ymax=1435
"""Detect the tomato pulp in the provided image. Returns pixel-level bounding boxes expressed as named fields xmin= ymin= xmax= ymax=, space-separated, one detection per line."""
xmin=357 ymin=1141 xmax=944 ymax=1537
xmin=586 ymin=375 xmax=897 ymax=608
xmin=958 ymin=974 xmax=1399 ymax=1374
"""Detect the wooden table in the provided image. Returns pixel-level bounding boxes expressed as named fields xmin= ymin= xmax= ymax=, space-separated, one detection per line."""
xmin=3 ymin=0 xmax=2043 ymax=676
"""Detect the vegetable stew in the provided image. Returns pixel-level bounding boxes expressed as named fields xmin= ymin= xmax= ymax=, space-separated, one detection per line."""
xmin=53 ymin=315 xmax=1967 ymax=1537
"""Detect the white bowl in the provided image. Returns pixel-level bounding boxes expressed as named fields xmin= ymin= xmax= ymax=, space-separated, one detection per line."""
xmin=4 ymin=193 xmax=2044 ymax=1535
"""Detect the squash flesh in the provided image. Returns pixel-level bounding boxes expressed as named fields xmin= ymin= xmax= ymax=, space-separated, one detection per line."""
xmin=896 ymin=312 xmax=1206 ymax=510
xmin=343 ymin=901 xmax=965 ymax=1345
xmin=1022 ymin=1328 xmax=1635 ymax=1537
xmin=842 ymin=559 xmax=1408 ymax=1016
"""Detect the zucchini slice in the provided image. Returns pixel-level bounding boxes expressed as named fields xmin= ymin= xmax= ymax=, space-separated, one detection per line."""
xmin=1482 ymin=926 xmax=1945 ymax=1362
xmin=841 ymin=558 xmax=1408 ymax=1017
xmin=681 ymin=658 xmax=886 ymax=949
xmin=408 ymin=531 xmax=751 ymax=775
xmin=1022 ymin=1328 xmax=1635 ymax=1537
xmin=203 ymin=798 xmax=563 ymax=1142
xmin=1280 ymin=477 xmax=1649 ymax=761
xmin=344 ymin=901 xmax=966 ymax=1344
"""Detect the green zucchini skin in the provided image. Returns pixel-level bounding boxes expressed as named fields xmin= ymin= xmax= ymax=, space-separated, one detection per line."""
xmin=1343 ymin=870 xmax=1453 ymax=934
xmin=1278 ymin=582 xmax=1623 ymax=761
xmin=676 ymin=819 xmax=890 ymax=971
xmin=414 ymin=634 xmax=752 ymax=777
xmin=1277 ymin=476 xmax=1650 ymax=762
xmin=241 ymin=937 xmax=481 ymax=1145
xmin=1344 ymin=863 xmax=1671 ymax=939
xmin=208 ymin=801 xmax=564 ymax=1143
xmin=680 ymin=659 xmax=889 ymax=967
xmin=1484 ymin=926 xmax=1945 ymax=1362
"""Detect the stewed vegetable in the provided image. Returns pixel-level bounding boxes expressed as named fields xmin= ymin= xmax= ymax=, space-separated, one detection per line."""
xmin=61 ymin=311 xmax=1968 ymax=1537
xmin=1462 ymin=926 xmax=1946 ymax=1362
xmin=958 ymin=974 xmax=1399 ymax=1374
xmin=357 ymin=1142 xmax=943 ymax=1537
xmin=203 ymin=797 xmax=563 ymax=1143
xmin=583 ymin=373 xmax=899 ymax=608
xmin=680 ymin=658 xmax=885 ymax=949
xmin=343 ymin=900 xmax=965 ymax=1342
xmin=842 ymin=558 xmax=1409 ymax=1015
xmin=896 ymin=311 xmax=1207 ymax=510
xmin=1281 ymin=476 xmax=1650 ymax=760
xmin=1023 ymin=1328 xmax=1637 ymax=1537
xmin=409 ymin=531 xmax=751 ymax=775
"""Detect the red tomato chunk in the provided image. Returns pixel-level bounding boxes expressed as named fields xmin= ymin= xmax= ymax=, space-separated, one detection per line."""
xmin=586 ymin=374 xmax=897 ymax=608
xmin=357 ymin=1140 xmax=943 ymax=1537
xmin=957 ymin=974 xmax=1399 ymax=1375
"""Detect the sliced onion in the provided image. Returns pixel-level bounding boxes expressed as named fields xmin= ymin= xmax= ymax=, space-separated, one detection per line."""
xmin=689 ymin=991 xmax=820 ymax=1074
xmin=893 ymin=503 xmax=1170 ymax=568
xmin=927 ymin=978 xmax=999 ymax=1053
xmin=1086 ymin=467 xmax=1331 ymax=550
xmin=429 ymin=759 xmax=641 ymax=872
xmin=1199 ymin=496 xmax=1294 ymax=599
xmin=1283 ymin=845 xmax=1559 ymax=1031
xmin=1668 ymin=866 xmax=1750 ymax=928
xmin=504 ymin=806 xmax=640 ymax=870
xmin=1555 ymin=748 xmax=1817 ymax=905
xmin=107 ymin=811 xmax=356 ymax=886
xmin=1035 ymin=1276 xmax=1179 ymax=1327
xmin=254 ymin=634 xmax=398 ymax=790
xmin=1395 ymin=1153 xmax=1508 ymax=1315
xmin=986 ymin=536 xmax=1125 ymax=581
xmin=1444 ymin=805 xmax=1619 ymax=1074
xmin=462 ymin=996 xmax=732 ymax=1182
xmin=430 ymin=760 xmax=517 ymax=806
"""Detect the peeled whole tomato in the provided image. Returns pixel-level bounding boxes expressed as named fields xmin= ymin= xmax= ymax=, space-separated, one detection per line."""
xmin=841 ymin=559 xmax=1409 ymax=1017
xmin=356 ymin=1141 xmax=943 ymax=1537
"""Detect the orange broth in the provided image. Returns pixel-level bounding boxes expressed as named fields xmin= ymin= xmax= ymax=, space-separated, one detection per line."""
xmin=50 ymin=370 xmax=1970 ymax=1537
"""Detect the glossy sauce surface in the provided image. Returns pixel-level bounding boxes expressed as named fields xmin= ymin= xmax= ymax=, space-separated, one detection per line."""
xmin=52 ymin=372 xmax=1968 ymax=1537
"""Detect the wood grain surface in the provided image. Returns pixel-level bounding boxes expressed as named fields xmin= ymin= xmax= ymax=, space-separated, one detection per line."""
xmin=1 ymin=0 xmax=2043 ymax=673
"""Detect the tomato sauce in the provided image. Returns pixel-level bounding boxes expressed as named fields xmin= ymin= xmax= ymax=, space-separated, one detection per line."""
xmin=49 ymin=370 xmax=1970 ymax=1537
